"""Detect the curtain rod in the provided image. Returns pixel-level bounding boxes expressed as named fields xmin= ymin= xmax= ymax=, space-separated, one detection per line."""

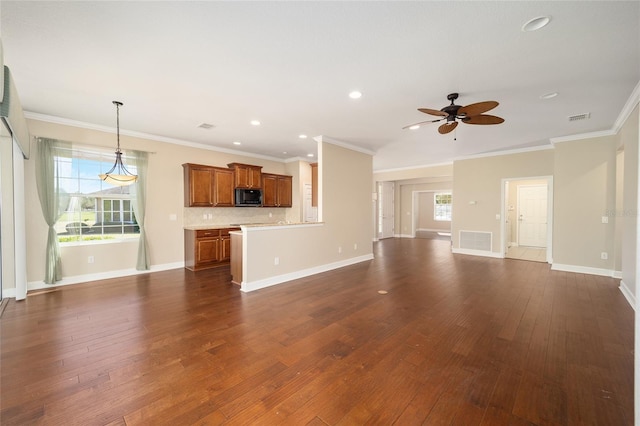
xmin=32 ymin=135 xmax=157 ymax=154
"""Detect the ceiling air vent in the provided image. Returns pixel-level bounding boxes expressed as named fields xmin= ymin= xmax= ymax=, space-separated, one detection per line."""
xmin=197 ymin=122 xmax=215 ymax=129
xmin=568 ymin=113 xmax=590 ymax=122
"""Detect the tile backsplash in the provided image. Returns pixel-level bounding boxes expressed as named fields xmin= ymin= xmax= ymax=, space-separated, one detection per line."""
xmin=184 ymin=207 xmax=287 ymax=227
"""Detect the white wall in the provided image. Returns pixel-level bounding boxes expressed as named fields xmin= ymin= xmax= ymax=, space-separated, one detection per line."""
xmin=452 ymin=148 xmax=555 ymax=254
xmin=242 ymin=140 xmax=374 ymax=291
xmin=553 ymin=136 xmax=618 ymax=271
xmin=621 ymin=104 xmax=639 ymax=301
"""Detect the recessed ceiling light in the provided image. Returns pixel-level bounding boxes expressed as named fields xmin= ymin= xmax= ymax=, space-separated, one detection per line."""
xmin=522 ymin=16 xmax=551 ymax=32
xmin=233 ymin=141 xmax=241 ymax=145
xmin=283 ymin=151 xmax=288 ymax=154
xmin=250 ymin=120 xmax=261 ymax=126
xmin=409 ymin=125 xmax=420 ymax=130
xmin=307 ymin=153 xmax=314 ymax=157
xmin=299 ymin=134 xmax=307 ymax=139
xmin=540 ymin=92 xmax=558 ymax=100
xmin=349 ymin=91 xmax=362 ymax=99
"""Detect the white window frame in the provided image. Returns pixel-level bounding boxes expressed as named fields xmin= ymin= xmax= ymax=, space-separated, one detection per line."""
xmin=54 ymin=146 xmax=139 ymax=245
xmin=434 ymin=192 xmax=452 ymax=222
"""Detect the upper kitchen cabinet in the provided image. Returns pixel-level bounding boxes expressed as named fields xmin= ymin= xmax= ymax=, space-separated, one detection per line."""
xmin=212 ymin=167 xmax=234 ymax=207
xmin=262 ymin=173 xmax=292 ymax=207
xmin=183 ymin=163 xmax=213 ymax=207
xmin=228 ymin=163 xmax=262 ymax=189
xmin=183 ymin=163 xmax=235 ymax=207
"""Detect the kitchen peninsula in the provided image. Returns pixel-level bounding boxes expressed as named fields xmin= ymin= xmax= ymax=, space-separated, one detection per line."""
xmin=229 ymin=222 xmax=325 ymax=290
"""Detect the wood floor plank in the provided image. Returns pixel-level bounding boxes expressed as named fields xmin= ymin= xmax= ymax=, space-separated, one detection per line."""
xmin=0 ymin=238 xmax=633 ymax=425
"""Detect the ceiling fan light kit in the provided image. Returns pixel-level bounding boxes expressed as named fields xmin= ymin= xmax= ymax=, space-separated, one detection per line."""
xmin=404 ymin=92 xmax=504 ymax=135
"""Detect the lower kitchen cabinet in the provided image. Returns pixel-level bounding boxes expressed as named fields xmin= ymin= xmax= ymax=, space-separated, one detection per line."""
xmin=184 ymin=228 xmax=239 ymax=271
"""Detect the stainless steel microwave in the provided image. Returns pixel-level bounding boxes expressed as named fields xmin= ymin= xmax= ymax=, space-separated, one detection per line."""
xmin=235 ymin=188 xmax=262 ymax=206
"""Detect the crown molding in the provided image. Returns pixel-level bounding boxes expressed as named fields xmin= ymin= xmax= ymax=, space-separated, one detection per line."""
xmin=454 ymin=144 xmax=554 ymax=162
xmin=314 ymin=135 xmax=376 ymax=156
xmin=613 ymin=80 xmax=640 ymax=133
xmin=25 ymin=111 xmax=288 ymax=163
xmin=551 ymin=80 xmax=639 ymax=144
xmin=373 ymin=161 xmax=453 ymax=174
xmin=549 ymin=129 xmax=617 ymax=145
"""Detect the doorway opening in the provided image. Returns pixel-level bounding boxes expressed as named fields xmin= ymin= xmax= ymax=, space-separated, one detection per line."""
xmin=502 ymin=177 xmax=553 ymax=263
xmin=412 ymin=190 xmax=452 ymax=241
xmin=377 ymin=181 xmax=394 ymax=240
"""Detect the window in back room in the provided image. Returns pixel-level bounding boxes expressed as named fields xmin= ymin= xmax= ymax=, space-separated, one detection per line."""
xmin=434 ymin=192 xmax=452 ymax=221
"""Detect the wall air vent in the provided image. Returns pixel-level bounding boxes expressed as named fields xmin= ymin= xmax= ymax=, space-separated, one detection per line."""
xmin=459 ymin=231 xmax=492 ymax=252
xmin=197 ymin=122 xmax=215 ymax=129
xmin=568 ymin=113 xmax=590 ymax=122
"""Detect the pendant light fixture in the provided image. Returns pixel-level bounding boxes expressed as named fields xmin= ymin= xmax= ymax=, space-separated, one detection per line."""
xmin=99 ymin=100 xmax=138 ymax=186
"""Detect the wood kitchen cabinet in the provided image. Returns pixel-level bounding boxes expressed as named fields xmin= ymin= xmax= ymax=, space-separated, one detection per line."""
xmin=212 ymin=167 xmax=234 ymax=207
xmin=183 ymin=163 xmax=234 ymax=207
xmin=310 ymin=163 xmax=318 ymax=207
xmin=227 ymin=163 xmax=262 ymax=189
xmin=262 ymin=173 xmax=292 ymax=207
xmin=184 ymin=227 xmax=240 ymax=271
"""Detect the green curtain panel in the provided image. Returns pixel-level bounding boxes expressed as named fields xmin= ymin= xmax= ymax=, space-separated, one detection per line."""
xmin=35 ymin=138 xmax=71 ymax=283
xmin=131 ymin=150 xmax=150 ymax=271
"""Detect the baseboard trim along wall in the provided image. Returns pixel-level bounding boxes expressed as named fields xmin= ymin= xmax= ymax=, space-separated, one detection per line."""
xmin=550 ymin=263 xmax=618 ymax=278
xmin=619 ymin=280 xmax=635 ymax=310
xmin=240 ymin=254 xmax=374 ymax=293
xmin=24 ymin=261 xmax=185 ymax=295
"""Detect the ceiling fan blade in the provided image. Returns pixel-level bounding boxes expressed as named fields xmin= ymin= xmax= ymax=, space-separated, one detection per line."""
xmin=418 ymin=108 xmax=448 ymax=117
xmin=438 ymin=121 xmax=458 ymax=134
xmin=462 ymin=114 xmax=505 ymax=125
xmin=402 ymin=118 xmax=445 ymax=130
xmin=457 ymin=101 xmax=499 ymax=117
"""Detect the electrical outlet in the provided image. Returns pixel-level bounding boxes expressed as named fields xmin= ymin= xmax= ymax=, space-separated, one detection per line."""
xmin=338 ymin=246 xmax=342 ymax=254
xmin=354 ymin=243 xmax=358 ymax=250
xmin=274 ymin=257 xmax=279 ymax=265
xmin=602 ymin=216 xmax=609 ymax=224
xmin=169 ymin=214 xmax=177 ymax=221
xmin=88 ymin=256 xmax=94 ymax=264
xmin=601 ymin=252 xmax=608 ymax=260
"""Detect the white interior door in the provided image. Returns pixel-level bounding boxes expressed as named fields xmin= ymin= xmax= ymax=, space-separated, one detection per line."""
xmin=517 ymin=184 xmax=548 ymax=247
xmin=303 ymin=183 xmax=317 ymax=222
xmin=378 ymin=182 xmax=394 ymax=239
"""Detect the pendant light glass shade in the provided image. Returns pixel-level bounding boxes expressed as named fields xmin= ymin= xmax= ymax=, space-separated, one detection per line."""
xmin=99 ymin=101 xmax=137 ymax=186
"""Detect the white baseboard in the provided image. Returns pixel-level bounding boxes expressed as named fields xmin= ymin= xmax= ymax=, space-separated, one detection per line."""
xmin=619 ymin=280 xmax=635 ymax=310
xmin=396 ymin=234 xmax=414 ymax=238
xmin=612 ymin=270 xmax=623 ymax=279
xmin=2 ymin=288 xmax=16 ymax=299
xmin=240 ymin=254 xmax=374 ymax=293
xmin=416 ymin=228 xmax=451 ymax=233
xmin=550 ymin=263 xmax=617 ymax=278
xmin=452 ymin=248 xmax=503 ymax=259
xmin=24 ymin=261 xmax=185 ymax=294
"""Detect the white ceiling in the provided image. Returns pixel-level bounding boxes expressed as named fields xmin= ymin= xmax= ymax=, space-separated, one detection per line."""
xmin=1 ymin=1 xmax=639 ymax=171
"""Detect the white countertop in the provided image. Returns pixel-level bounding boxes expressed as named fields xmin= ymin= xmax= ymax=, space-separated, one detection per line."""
xmin=185 ymin=222 xmax=323 ymax=231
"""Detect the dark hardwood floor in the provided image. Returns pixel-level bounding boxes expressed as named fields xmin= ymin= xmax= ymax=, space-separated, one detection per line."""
xmin=1 ymin=238 xmax=634 ymax=425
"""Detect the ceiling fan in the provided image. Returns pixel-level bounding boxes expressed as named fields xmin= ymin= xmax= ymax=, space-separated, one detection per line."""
xmin=403 ymin=93 xmax=504 ymax=134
